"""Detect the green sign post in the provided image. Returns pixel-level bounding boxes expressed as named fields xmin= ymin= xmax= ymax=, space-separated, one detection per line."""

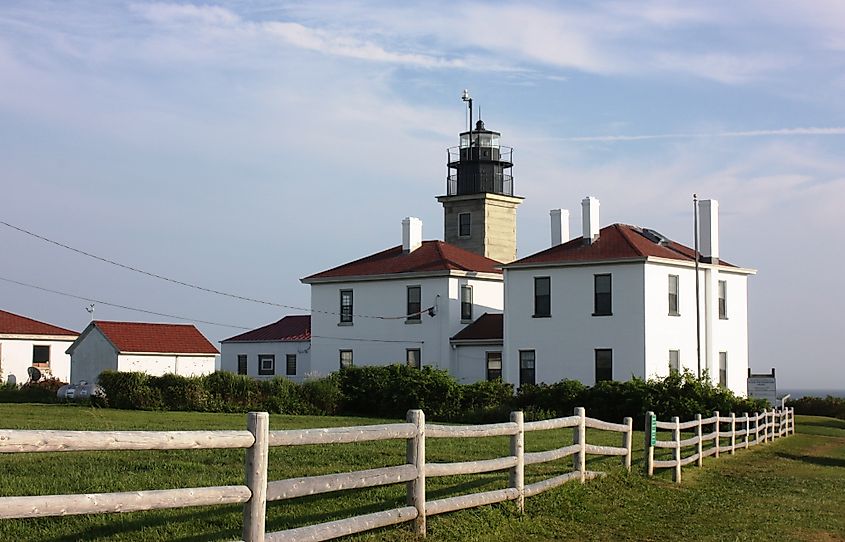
xmin=649 ymin=414 xmax=657 ymax=446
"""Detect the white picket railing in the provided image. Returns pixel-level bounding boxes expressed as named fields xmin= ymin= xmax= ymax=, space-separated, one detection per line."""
xmin=0 ymin=406 xmax=794 ymax=541
xmin=645 ymin=407 xmax=795 ymax=483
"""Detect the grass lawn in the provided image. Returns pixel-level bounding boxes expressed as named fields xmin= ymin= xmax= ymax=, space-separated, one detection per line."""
xmin=0 ymin=405 xmax=843 ymax=541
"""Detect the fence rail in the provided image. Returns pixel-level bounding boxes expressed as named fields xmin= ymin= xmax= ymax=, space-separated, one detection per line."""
xmin=0 ymin=406 xmax=794 ymax=541
xmin=645 ymin=407 xmax=795 ymax=483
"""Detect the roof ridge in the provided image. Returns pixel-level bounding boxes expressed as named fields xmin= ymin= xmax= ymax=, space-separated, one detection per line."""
xmin=614 ymin=224 xmax=650 ymax=258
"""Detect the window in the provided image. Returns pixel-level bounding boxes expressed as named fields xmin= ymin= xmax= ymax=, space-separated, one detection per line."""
xmin=486 ymin=352 xmax=502 ymax=381
xmin=461 ymin=285 xmax=473 ymax=321
xmin=669 ymin=350 xmax=680 ymax=373
xmin=668 ymin=275 xmax=680 ymax=316
xmin=595 ymin=349 xmax=613 ymax=382
xmin=286 ymin=354 xmax=297 ymax=376
xmin=237 ymin=354 xmax=247 ymax=375
xmin=258 ymin=354 xmax=275 ymax=376
xmin=534 ymin=277 xmax=551 ymax=317
xmin=594 ymin=274 xmax=612 ymax=316
xmin=406 ymin=349 xmax=421 ymax=369
xmin=406 ymin=286 xmax=421 ymax=322
xmin=339 ymin=350 xmax=353 ymax=370
xmin=718 ymin=280 xmax=727 ymax=319
xmin=519 ymin=350 xmax=536 ymax=386
xmin=32 ymin=345 xmax=50 ymax=367
xmin=458 ymin=212 xmax=471 ymax=237
xmin=719 ymin=352 xmax=727 ymax=388
xmin=340 ymin=290 xmax=353 ymax=323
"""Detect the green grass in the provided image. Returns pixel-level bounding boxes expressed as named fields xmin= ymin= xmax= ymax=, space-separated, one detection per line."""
xmin=1 ymin=405 xmax=843 ymax=541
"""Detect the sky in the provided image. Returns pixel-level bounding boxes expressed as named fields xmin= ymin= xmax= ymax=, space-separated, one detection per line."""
xmin=1 ymin=1 xmax=843 ymax=390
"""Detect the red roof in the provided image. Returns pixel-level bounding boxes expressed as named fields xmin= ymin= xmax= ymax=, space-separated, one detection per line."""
xmin=451 ymin=313 xmax=503 ymax=342
xmin=223 ymin=315 xmax=311 ymax=343
xmin=303 ymin=240 xmax=503 ymax=281
xmin=92 ymin=321 xmax=219 ymax=355
xmin=508 ymin=224 xmax=736 ymax=267
xmin=0 ymin=309 xmax=77 ymax=337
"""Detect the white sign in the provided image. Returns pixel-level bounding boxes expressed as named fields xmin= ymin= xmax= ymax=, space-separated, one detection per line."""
xmin=747 ymin=376 xmax=777 ymax=406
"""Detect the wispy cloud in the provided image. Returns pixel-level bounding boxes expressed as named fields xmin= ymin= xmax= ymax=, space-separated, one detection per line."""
xmin=558 ymin=127 xmax=845 ymax=142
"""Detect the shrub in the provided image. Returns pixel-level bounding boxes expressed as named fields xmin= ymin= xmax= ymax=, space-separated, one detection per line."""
xmin=299 ymin=376 xmax=342 ymax=415
xmin=0 ymin=378 xmax=66 ymax=404
xmin=787 ymin=396 xmax=845 ymax=420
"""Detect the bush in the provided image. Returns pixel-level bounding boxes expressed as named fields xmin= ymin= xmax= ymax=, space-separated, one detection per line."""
xmin=787 ymin=396 xmax=845 ymax=420
xmin=0 ymin=378 xmax=66 ymax=404
xmin=299 ymin=376 xmax=342 ymax=416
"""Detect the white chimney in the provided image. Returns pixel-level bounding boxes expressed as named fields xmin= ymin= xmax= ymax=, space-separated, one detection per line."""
xmin=550 ymin=209 xmax=569 ymax=247
xmin=402 ymin=217 xmax=423 ymax=253
xmin=699 ymin=199 xmax=719 ymax=261
xmin=581 ymin=196 xmax=600 ymax=244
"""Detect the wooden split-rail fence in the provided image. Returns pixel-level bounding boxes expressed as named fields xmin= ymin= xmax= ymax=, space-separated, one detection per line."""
xmin=0 ymin=406 xmax=794 ymax=541
xmin=645 ymin=407 xmax=795 ymax=483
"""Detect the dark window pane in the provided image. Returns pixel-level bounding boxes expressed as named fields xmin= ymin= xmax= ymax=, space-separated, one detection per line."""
xmin=519 ymin=350 xmax=536 ymax=386
xmin=32 ymin=345 xmax=50 ymax=365
xmin=486 ymin=352 xmax=502 ymax=381
xmin=595 ymin=349 xmax=613 ymax=382
xmin=461 ymin=285 xmax=473 ymax=320
xmin=340 ymin=290 xmax=353 ymax=323
xmin=719 ymin=352 xmax=727 ymax=387
xmin=286 ymin=354 xmax=297 ymax=376
xmin=594 ymin=274 xmax=612 ymax=316
xmin=459 ymin=213 xmax=471 ymax=237
xmin=534 ymin=277 xmax=551 ymax=317
xmin=237 ymin=355 xmax=247 ymax=375
xmin=407 ymin=286 xmax=421 ymax=321
xmin=718 ymin=280 xmax=727 ymax=319
xmin=258 ymin=355 xmax=275 ymax=376
xmin=668 ymin=275 xmax=679 ymax=315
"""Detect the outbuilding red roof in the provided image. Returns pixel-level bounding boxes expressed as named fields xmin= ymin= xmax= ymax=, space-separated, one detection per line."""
xmin=223 ymin=315 xmax=311 ymax=343
xmin=92 ymin=321 xmax=219 ymax=355
xmin=507 ymin=224 xmax=736 ymax=267
xmin=302 ymin=240 xmax=503 ymax=282
xmin=0 ymin=309 xmax=77 ymax=336
xmin=451 ymin=313 xmax=503 ymax=342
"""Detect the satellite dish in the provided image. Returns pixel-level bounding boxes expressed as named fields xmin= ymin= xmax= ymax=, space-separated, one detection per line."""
xmin=27 ymin=366 xmax=42 ymax=383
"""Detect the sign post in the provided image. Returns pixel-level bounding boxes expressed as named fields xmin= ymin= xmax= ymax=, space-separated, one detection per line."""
xmin=644 ymin=411 xmax=656 ymax=476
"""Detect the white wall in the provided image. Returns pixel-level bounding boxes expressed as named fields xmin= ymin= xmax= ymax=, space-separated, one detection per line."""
xmin=309 ymin=274 xmax=502 ymax=377
xmin=643 ymin=262 xmax=699 ymax=379
xmin=503 ymin=262 xmax=646 ymax=386
xmin=117 ymin=354 xmax=215 ymax=377
xmin=452 ymin=344 xmax=502 ymax=384
xmin=0 ymin=336 xmax=75 ymax=384
xmin=220 ymin=341 xmax=311 ymax=382
xmin=69 ymin=328 xmax=118 ymax=384
xmin=714 ymin=270 xmax=750 ymax=396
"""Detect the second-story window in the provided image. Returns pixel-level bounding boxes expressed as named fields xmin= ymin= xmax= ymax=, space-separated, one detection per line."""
xmin=459 ymin=212 xmax=471 ymax=237
xmin=407 ymin=286 xmax=421 ymax=321
xmin=668 ymin=274 xmax=680 ymax=316
xmin=461 ymin=285 xmax=473 ymax=321
xmin=718 ymin=280 xmax=728 ymax=319
xmin=340 ymin=289 xmax=353 ymax=323
xmin=594 ymin=274 xmax=612 ymax=316
xmin=534 ymin=277 xmax=551 ymax=317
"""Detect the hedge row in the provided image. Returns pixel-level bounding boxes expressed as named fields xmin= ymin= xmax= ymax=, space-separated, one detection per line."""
xmin=786 ymin=395 xmax=845 ymax=420
xmin=0 ymin=378 xmax=65 ymax=404
xmin=95 ymin=366 xmax=766 ymax=425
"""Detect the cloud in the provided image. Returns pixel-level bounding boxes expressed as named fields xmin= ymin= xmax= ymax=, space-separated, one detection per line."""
xmin=557 ymin=127 xmax=845 ymax=142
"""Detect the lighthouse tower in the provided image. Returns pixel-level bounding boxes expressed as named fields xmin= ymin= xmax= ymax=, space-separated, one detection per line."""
xmin=437 ymin=112 xmax=524 ymax=263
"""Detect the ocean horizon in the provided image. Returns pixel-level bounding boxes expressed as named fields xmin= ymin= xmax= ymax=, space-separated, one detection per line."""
xmin=779 ymin=389 xmax=845 ymax=400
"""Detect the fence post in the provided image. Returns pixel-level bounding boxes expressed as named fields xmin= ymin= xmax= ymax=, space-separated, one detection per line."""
xmin=763 ymin=409 xmax=769 ymax=443
xmin=243 ymin=412 xmax=269 ymax=542
xmin=791 ymin=407 xmax=796 ymax=435
xmin=730 ymin=413 xmax=736 ymax=455
xmin=573 ymin=407 xmax=586 ymax=483
xmin=406 ymin=409 xmax=426 ymax=537
xmin=695 ymin=414 xmax=703 ymax=467
xmin=509 ymin=411 xmax=525 ymax=513
xmin=644 ymin=411 xmax=655 ymax=477
xmin=743 ymin=413 xmax=749 ymax=449
xmin=672 ymin=416 xmax=681 ymax=484
xmin=622 ymin=417 xmax=633 ymax=472
xmin=713 ymin=411 xmax=720 ymax=458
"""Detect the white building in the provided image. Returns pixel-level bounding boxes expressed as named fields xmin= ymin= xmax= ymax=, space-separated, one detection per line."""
xmin=301 ymin=218 xmax=505 ymax=376
xmin=220 ymin=315 xmax=311 ymax=381
xmin=67 ymin=321 xmax=218 ymax=384
xmin=450 ymin=313 xmax=503 ymax=384
xmin=0 ymin=309 xmax=78 ymax=384
xmin=501 ymin=197 xmax=754 ymax=396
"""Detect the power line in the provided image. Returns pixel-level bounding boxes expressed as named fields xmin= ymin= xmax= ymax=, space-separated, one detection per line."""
xmin=0 ymin=219 xmax=429 ymax=320
xmin=0 ymin=275 xmax=251 ymax=330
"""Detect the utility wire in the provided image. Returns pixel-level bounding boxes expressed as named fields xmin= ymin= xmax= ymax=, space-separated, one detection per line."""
xmin=0 ymin=275 xmax=425 ymax=344
xmin=0 ymin=219 xmax=431 ymax=320
xmin=0 ymin=275 xmax=250 ymax=330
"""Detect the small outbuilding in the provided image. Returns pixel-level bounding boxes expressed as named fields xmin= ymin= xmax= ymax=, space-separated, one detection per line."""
xmin=0 ymin=309 xmax=78 ymax=384
xmin=67 ymin=321 xmax=218 ymax=384
xmin=220 ymin=315 xmax=311 ymax=381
